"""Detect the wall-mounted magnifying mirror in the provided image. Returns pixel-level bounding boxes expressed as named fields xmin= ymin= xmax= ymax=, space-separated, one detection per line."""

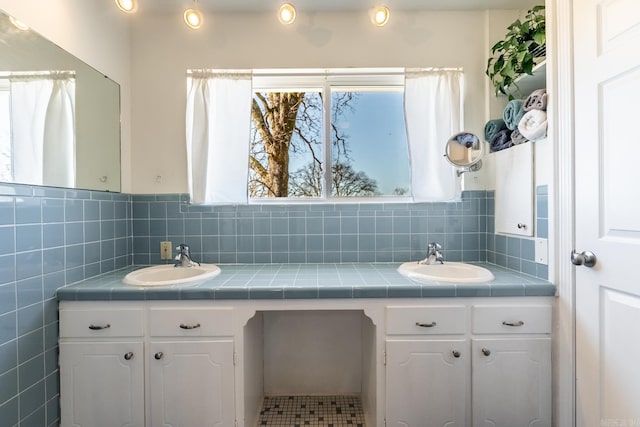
xmin=444 ymin=132 xmax=484 ymax=176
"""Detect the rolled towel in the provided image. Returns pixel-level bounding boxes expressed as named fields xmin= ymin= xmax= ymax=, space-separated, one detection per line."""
xmin=503 ymin=99 xmax=526 ymax=130
xmin=490 ymin=129 xmax=513 ymax=152
xmin=523 ymin=89 xmax=548 ymax=111
xmin=454 ymin=132 xmax=477 ymax=148
xmin=518 ymin=109 xmax=548 ymax=141
xmin=511 ymin=128 xmax=529 ymax=146
xmin=484 ymin=119 xmax=507 ymax=142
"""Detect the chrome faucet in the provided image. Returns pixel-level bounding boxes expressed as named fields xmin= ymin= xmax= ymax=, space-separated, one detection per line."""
xmin=174 ymin=243 xmax=200 ymax=267
xmin=419 ymin=242 xmax=444 ymax=265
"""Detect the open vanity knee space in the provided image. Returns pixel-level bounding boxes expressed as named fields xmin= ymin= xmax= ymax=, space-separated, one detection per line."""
xmin=57 ymin=264 xmax=554 ymax=427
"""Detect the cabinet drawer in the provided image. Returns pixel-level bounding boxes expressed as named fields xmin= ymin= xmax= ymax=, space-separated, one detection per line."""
xmin=386 ymin=306 xmax=466 ymax=335
xmin=472 ymin=305 xmax=552 ymax=334
xmin=149 ymin=307 xmax=233 ymax=337
xmin=60 ymin=308 xmax=144 ymax=338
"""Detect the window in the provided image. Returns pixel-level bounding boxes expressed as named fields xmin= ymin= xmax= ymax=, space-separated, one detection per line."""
xmin=185 ymin=67 xmax=463 ymax=205
xmin=249 ymin=69 xmax=410 ymax=201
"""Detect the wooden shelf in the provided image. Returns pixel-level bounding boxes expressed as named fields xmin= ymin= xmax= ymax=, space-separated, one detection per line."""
xmin=504 ymin=61 xmax=547 ymax=98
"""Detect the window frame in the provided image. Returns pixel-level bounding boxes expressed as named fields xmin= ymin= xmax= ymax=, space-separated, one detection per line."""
xmin=250 ymin=68 xmax=412 ymax=204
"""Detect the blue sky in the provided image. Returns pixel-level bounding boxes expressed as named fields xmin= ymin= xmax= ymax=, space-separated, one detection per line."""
xmin=332 ymin=91 xmax=410 ymax=194
xmin=252 ymin=89 xmax=411 ymax=196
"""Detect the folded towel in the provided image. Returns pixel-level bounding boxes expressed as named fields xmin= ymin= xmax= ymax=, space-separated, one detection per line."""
xmin=484 ymin=119 xmax=507 ymax=142
xmin=503 ymin=99 xmax=526 ymax=130
xmin=518 ymin=110 xmax=548 ymax=141
xmin=490 ymin=129 xmax=513 ymax=152
xmin=454 ymin=132 xmax=478 ymax=148
xmin=523 ymin=89 xmax=548 ymax=112
xmin=511 ymin=128 xmax=529 ymax=145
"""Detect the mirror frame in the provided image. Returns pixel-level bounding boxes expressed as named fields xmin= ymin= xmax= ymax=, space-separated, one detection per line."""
xmin=444 ymin=132 xmax=484 ymax=176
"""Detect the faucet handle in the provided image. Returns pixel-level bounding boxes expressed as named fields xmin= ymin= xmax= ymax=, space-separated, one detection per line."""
xmin=176 ymin=243 xmax=190 ymax=253
xmin=428 ymin=242 xmax=442 ymax=251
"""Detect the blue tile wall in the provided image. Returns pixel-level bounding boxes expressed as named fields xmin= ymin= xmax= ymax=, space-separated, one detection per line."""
xmin=130 ymin=191 xmax=488 ymax=265
xmin=0 ymin=182 xmax=551 ymax=426
xmin=486 ymin=185 xmax=549 ymax=280
xmin=0 ymin=184 xmax=133 ymax=427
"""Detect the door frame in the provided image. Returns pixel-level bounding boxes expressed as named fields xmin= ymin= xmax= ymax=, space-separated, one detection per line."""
xmin=548 ymin=0 xmax=577 ymax=426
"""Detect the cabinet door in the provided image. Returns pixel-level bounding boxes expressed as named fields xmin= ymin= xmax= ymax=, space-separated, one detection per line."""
xmin=149 ymin=340 xmax=235 ymax=427
xmin=59 ymin=341 xmax=144 ymax=427
xmin=494 ymin=142 xmax=534 ymax=236
xmin=472 ymin=338 xmax=551 ymax=427
xmin=386 ymin=339 xmax=469 ymax=427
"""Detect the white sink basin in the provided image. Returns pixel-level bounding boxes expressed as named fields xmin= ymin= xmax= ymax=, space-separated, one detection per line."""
xmin=398 ymin=261 xmax=494 ymax=284
xmin=123 ymin=264 xmax=221 ymax=287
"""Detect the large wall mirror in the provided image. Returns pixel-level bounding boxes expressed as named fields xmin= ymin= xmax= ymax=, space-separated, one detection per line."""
xmin=0 ymin=10 xmax=120 ymax=192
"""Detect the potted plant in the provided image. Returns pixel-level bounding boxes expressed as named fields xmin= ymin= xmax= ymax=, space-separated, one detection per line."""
xmin=486 ymin=5 xmax=546 ymax=97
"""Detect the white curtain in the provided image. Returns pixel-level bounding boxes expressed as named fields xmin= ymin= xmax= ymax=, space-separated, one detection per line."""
xmin=186 ymin=70 xmax=252 ymax=205
xmin=44 ymin=77 xmax=76 ymax=187
xmin=404 ymin=69 xmax=463 ymax=202
xmin=11 ymin=78 xmax=50 ymax=185
xmin=10 ymin=73 xmax=75 ymax=187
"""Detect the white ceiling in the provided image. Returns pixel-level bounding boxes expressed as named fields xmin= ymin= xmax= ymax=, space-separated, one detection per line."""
xmin=140 ymin=0 xmax=540 ymax=13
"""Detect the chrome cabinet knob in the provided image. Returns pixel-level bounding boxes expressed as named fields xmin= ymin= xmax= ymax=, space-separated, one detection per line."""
xmin=124 ymin=352 xmax=134 ymax=361
xmin=482 ymin=348 xmax=491 ymax=357
xmin=571 ymin=250 xmax=597 ymax=267
xmin=517 ymin=223 xmax=527 ymax=229
xmin=154 ymin=352 xmax=164 ymax=360
xmin=452 ymin=350 xmax=461 ymax=358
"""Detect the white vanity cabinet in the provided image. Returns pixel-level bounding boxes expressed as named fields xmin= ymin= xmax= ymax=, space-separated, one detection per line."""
xmin=59 ymin=296 xmax=553 ymax=427
xmin=147 ymin=307 xmax=235 ymax=427
xmin=59 ymin=303 xmax=235 ymax=427
xmin=471 ymin=305 xmax=552 ymax=427
xmin=385 ymin=306 xmax=469 ymax=427
xmin=384 ymin=302 xmax=552 ymax=427
xmin=59 ymin=307 xmax=145 ymax=427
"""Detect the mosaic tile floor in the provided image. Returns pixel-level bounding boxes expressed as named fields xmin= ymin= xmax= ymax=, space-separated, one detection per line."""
xmin=258 ymin=395 xmax=366 ymax=426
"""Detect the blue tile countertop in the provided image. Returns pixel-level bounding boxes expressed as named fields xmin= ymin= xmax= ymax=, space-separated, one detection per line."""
xmin=56 ymin=263 xmax=556 ymax=301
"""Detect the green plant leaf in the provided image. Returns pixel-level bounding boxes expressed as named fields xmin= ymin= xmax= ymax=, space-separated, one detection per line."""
xmin=522 ymin=56 xmax=535 ymax=74
xmin=486 ymin=4 xmax=546 ymax=96
xmin=533 ymin=29 xmax=546 ymax=46
xmin=493 ymin=56 xmax=505 ymax=73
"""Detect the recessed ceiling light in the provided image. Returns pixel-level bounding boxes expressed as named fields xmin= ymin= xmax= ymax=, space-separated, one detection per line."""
xmin=114 ymin=0 xmax=137 ymax=14
xmin=184 ymin=5 xmax=203 ymax=29
xmin=371 ymin=5 xmax=390 ymax=27
xmin=278 ymin=3 xmax=296 ymax=25
xmin=9 ymin=16 xmax=29 ymax=31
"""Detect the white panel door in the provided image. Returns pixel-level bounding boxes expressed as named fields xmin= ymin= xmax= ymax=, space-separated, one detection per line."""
xmin=386 ymin=339 xmax=469 ymax=427
xmin=471 ymin=338 xmax=551 ymax=427
xmin=149 ymin=340 xmax=235 ymax=427
xmin=59 ymin=342 xmax=144 ymax=427
xmin=574 ymin=0 xmax=640 ymax=426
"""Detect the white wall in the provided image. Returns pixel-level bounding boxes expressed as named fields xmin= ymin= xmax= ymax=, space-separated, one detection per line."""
xmin=0 ymin=0 xmax=133 ymax=191
xmin=130 ymin=10 xmax=491 ymax=194
xmin=263 ymin=311 xmax=364 ymax=395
